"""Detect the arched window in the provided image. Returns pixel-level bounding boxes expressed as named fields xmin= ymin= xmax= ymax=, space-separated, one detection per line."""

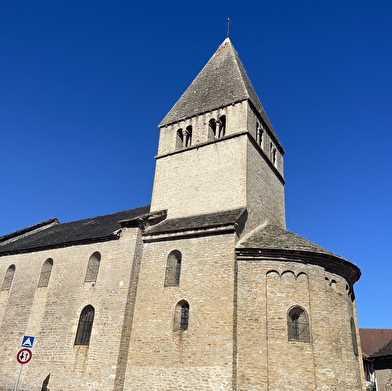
xmin=185 ymin=125 xmax=192 ymax=147
xmin=351 ymin=317 xmax=359 ymax=356
xmin=218 ymin=115 xmax=226 ymax=137
xmin=1 ymin=265 xmax=16 ymax=291
xmin=173 ymin=300 xmax=189 ymax=332
xmin=287 ymin=306 xmax=310 ymax=342
xmin=256 ymin=123 xmax=263 ymax=147
xmin=75 ymin=305 xmax=95 ymax=345
xmin=38 ymin=258 xmax=53 ymax=288
xmin=209 ymin=119 xmax=217 ymax=139
xmin=84 ymin=252 xmax=101 ymax=283
xmin=176 ymin=128 xmax=184 ymax=149
xmin=164 ymin=250 xmax=182 ymax=287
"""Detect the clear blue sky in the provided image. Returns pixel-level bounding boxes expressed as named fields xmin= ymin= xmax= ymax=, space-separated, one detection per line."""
xmin=1 ymin=1 xmax=391 ymax=328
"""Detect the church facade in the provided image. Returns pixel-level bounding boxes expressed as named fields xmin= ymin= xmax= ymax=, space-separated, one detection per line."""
xmin=0 ymin=39 xmax=365 ymax=391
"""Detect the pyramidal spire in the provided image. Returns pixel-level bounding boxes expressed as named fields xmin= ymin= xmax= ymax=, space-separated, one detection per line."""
xmin=159 ymin=38 xmax=280 ymax=145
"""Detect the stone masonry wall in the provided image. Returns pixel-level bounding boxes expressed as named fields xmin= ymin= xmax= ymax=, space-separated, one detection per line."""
xmin=0 ymin=227 xmax=141 ymax=391
xmin=236 ymin=258 xmax=365 ymax=391
xmin=123 ymin=232 xmax=237 ymax=391
xmin=151 ymin=135 xmax=248 ymax=219
xmin=246 ymin=137 xmax=285 ymax=232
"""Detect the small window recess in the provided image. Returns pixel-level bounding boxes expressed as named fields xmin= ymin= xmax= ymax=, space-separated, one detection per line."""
xmin=164 ymin=250 xmax=182 ymax=287
xmin=287 ymin=306 xmax=310 ymax=342
xmin=38 ymin=258 xmax=53 ymax=288
xmin=85 ymin=252 xmax=101 ymax=283
xmin=173 ymin=300 xmax=189 ymax=332
xmin=1 ymin=265 xmax=16 ymax=291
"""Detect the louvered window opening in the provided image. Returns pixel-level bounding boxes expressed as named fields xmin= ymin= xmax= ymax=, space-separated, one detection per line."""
xmin=75 ymin=306 xmax=95 ymax=345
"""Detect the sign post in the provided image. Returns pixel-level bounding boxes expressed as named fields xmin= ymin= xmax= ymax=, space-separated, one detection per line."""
xmin=14 ymin=336 xmax=34 ymax=391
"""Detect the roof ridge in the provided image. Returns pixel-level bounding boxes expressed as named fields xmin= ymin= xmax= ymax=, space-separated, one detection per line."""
xmin=53 ymin=205 xmax=151 ymax=227
xmin=371 ymin=338 xmax=392 ymax=357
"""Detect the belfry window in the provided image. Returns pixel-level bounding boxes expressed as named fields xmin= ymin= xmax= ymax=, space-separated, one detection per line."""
xmin=1 ymin=265 xmax=15 ymax=291
xmin=209 ymin=119 xmax=216 ymax=139
xmin=256 ymin=123 xmax=263 ymax=147
xmin=176 ymin=128 xmax=184 ymax=149
xmin=288 ymin=306 xmax=310 ymax=342
xmin=175 ymin=127 xmax=192 ymax=149
xmin=185 ymin=125 xmax=192 ymax=147
xmin=84 ymin=252 xmax=101 ymax=283
xmin=75 ymin=305 xmax=95 ymax=345
xmin=38 ymin=258 xmax=53 ymax=288
xmin=209 ymin=116 xmax=226 ymax=139
xmin=270 ymin=143 xmax=277 ymax=166
xmin=164 ymin=250 xmax=182 ymax=287
xmin=218 ymin=115 xmax=226 ymax=137
xmin=173 ymin=300 xmax=189 ymax=332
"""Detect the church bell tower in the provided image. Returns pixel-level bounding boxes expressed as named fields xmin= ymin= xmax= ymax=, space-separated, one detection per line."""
xmin=150 ymin=38 xmax=286 ymax=235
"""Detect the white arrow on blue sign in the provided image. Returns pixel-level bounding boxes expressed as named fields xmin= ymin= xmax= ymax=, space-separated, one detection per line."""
xmin=21 ymin=335 xmax=35 ymax=349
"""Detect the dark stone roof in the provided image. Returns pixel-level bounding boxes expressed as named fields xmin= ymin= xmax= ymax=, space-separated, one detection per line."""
xmin=238 ymin=224 xmax=338 ymax=256
xmin=237 ymin=224 xmax=361 ymax=285
xmin=159 ymin=38 xmax=282 ymax=149
xmin=0 ymin=205 xmax=150 ymax=255
xmin=146 ymin=208 xmax=246 ymax=235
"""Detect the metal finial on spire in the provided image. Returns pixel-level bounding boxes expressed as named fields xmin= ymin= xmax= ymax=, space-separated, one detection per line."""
xmin=226 ymin=18 xmax=231 ymax=38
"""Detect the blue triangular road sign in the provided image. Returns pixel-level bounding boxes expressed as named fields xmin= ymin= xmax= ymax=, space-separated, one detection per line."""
xmin=21 ymin=335 xmax=35 ymax=348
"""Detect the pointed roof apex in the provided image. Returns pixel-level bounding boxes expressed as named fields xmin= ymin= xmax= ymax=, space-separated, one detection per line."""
xmin=159 ymin=39 xmax=280 ymax=145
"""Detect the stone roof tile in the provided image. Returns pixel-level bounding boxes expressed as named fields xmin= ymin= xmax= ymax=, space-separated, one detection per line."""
xmin=238 ymin=224 xmax=338 ymax=256
xmin=146 ymin=208 xmax=246 ymax=235
xmin=0 ymin=205 xmax=150 ymax=255
xmin=159 ymin=38 xmax=281 ymax=148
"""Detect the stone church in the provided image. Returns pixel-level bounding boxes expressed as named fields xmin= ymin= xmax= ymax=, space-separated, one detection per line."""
xmin=0 ymin=38 xmax=365 ymax=391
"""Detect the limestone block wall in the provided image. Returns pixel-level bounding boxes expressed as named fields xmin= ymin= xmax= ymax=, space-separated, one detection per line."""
xmin=0 ymin=227 xmax=141 ymax=391
xmin=151 ymin=135 xmax=248 ymax=219
xmin=124 ymin=232 xmax=236 ymax=391
xmin=236 ymin=258 xmax=365 ymax=391
xmin=246 ymin=138 xmax=285 ymax=232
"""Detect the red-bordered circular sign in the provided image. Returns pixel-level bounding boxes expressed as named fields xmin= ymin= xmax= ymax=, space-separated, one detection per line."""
xmin=16 ymin=348 xmax=32 ymax=365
